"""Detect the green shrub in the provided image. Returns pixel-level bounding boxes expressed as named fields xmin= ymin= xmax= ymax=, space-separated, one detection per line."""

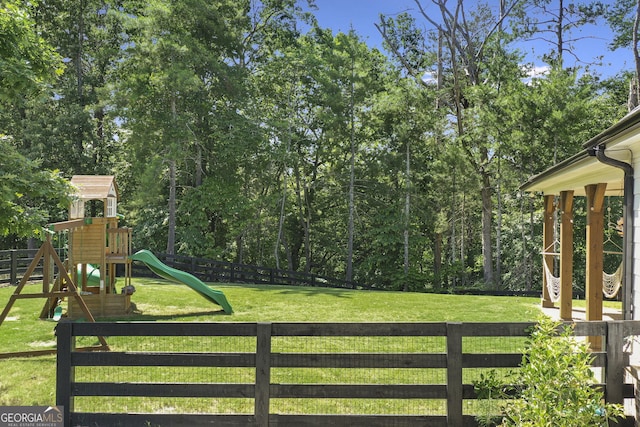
xmin=475 ymin=317 xmax=624 ymax=426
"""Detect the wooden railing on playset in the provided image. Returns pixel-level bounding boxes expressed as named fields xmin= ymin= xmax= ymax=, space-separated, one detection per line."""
xmin=106 ymin=227 xmax=132 ymax=261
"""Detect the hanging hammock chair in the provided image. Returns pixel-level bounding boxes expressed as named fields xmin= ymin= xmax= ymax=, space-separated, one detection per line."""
xmin=603 ymin=262 xmax=623 ymax=299
xmin=602 ymin=208 xmax=624 ymax=299
xmin=541 ymin=199 xmax=624 ymax=301
xmin=544 ymin=257 xmax=622 ymax=300
xmin=543 ymin=257 xmax=561 ymax=303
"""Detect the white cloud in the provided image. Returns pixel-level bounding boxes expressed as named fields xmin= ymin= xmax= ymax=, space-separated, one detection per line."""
xmin=522 ymin=64 xmax=550 ymax=84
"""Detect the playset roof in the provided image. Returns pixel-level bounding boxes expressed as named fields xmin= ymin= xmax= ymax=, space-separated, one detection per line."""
xmin=70 ymin=175 xmax=119 ymax=201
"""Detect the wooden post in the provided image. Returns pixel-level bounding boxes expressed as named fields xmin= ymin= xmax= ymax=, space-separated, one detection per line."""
xmin=55 ymin=321 xmax=75 ymax=427
xmin=585 ymin=183 xmax=606 ymax=350
xmin=10 ymin=250 xmax=17 ymax=285
xmin=0 ymin=245 xmax=45 ymax=327
xmin=41 ymin=235 xmax=52 ymax=318
xmin=542 ymin=195 xmax=556 ymax=308
xmin=255 ymin=322 xmax=271 ymax=427
xmin=559 ymin=191 xmax=574 ymax=320
xmin=605 ymin=321 xmax=624 ymax=405
xmin=447 ymin=322 xmax=463 ymax=426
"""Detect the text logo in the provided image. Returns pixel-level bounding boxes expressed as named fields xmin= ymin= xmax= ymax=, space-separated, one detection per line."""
xmin=0 ymin=406 xmax=63 ymax=427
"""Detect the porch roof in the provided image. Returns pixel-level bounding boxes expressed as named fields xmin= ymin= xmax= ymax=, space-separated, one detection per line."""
xmin=520 ymin=106 xmax=640 ymax=196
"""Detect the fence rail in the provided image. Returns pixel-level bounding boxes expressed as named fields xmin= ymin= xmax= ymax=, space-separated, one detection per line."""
xmin=136 ymin=252 xmax=370 ymax=289
xmin=2 ymin=249 xmax=545 ymax=297
xmin=55 ymin=321 xmax=638 ymax=427
xmin=0 ymin=249 xmax=43 ymax=285
xmin=0 ymin=248 xmax=368 ymax=290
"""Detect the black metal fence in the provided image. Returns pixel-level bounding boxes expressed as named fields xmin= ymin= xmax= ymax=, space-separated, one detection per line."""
xmin=2 ymin=249 xmax=544 ymax=296
xmin=55 ymin=320 xmax=637 ymax=427
xmin=133 ymin=252 xmax=371 ymax=289
xmin=0 ymin=248 xmax=369 ymax=289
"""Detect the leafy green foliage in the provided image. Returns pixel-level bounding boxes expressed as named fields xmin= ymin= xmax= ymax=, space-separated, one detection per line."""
xmin=0 ymin=1 xmax=71 ymax=239
xmin=475 ymin=317 xmax=624 ymax=426
xmin=606 ymin=0 xmax=637 ymax=50
xmin=0 ymin=0 xmax=634 ymax=293
xmin=0 ymin=1 xmax=64 ymax=100
xmin=0 ymin=137 xmax=71 ymax=237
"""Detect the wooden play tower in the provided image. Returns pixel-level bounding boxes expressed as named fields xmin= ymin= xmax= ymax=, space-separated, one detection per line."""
xmin=0 ymin=175 xmax=133 ymax=329
xmin=64 ymin=175 xmax=133 ymax=318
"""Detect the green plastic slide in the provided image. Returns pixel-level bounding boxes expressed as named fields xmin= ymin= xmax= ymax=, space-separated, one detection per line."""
xmin=130 ymin=249 xmax=233 ymax=314
xmin=77 ymin=263 xmax=101 ymax=286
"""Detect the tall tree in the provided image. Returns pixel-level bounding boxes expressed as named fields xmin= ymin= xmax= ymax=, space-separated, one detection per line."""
xmin=0 ymin=1 xmax=71 ymax=239
xmin=0 ymin=1 xmax=63 ymax=101
xmin=364 ymin=76 xmax=436 ymax=291
xmin=607 ymin=0 xmax=640 ymax=109
xmin=115 ymin=0 xmax=246 ymax=255
xmin=378 ymin=0 xmax=521 ymax=286
xmin=171 ymin=0 xmax=310 ymax=263
xmin=15 ymin=0 xmax=129 ymax=175
xmin=514 ymin=0 xmax=608 ymax=68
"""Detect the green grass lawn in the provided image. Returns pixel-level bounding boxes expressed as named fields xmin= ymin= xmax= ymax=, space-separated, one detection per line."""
xmin=0 ymin=278 xmax=619 ymax=414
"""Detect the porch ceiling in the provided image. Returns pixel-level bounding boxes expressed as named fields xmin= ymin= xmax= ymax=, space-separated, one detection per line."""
xmin=521 ymin=154 xmax=625 ymax=196
xmin=521 ymin=106 xmax=640 ymax=197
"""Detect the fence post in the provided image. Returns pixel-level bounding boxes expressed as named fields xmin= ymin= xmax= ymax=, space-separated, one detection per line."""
xmin=447 ymin=322 xmax=463 ymax=426
xmin=10 ymin=250 xmax=17 ymax=285
xmin=605 ymin=321 xmax=625 ymax=405
xmin=255 ymin=322 xmax=272 ymax=426
xmin=55 ymin=321 xmax=75 ymax=427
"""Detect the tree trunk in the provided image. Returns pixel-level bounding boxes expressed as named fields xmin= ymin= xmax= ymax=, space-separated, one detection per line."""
xmin=167 ymin=95 xmax=177 ymax=256
xmin=556 ymin=0 xmax=564 ymax=66
xmin=167 ymin=159 xmax=176 ymax=255
xmin=293 ymin=163 xmax=306 ymax=272
xmin=450 ymin=175 xmax=456 ymax=288
xmin=75 ymin=0 xmax=85 ymax=156
xmin=235 ymin=233 xmax=243 ymax=264
xmin=628 ymin=0 xmax=640 ymax=111
xmin=275 ymin=171 xmax=287 ymax=270
xmin=495 ymin=158 xmax=502 ymax=288
xmin=634 ymin=0 xmax=640 ymax=82
xmin=403 ymin=140 xmax=410 ymax=292
xmin=346 ymin=57 xmax=356 ymax=285
xmin=434 ymin=232 xmax=442 ymax=290
xmin=166 ymin=158 xmax=176 ymax=256
xmin=195 ymin=144 xmax=203 ymax=187
xmin=481 ymin=170 xmax=494 ymax=285
xmin=528 ymin=190 xmax=536 ymax=291
xmin=301 ymin=182 xmax=311 ymax=274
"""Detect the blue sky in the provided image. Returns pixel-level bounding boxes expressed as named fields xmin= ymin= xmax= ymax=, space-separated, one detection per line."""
xmin=306 ymin=0 xmax=633 ymax=79
xmin=306 ymin=0 xmax=415 ymax=49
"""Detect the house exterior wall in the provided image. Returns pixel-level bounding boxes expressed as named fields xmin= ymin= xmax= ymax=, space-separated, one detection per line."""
xmin=633 ymin=154 xmax=640 ymax=320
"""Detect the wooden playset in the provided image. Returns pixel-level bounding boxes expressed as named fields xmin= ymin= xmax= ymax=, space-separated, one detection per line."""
xmin=64 ymin=175 xmax=133 ymax=319
xmin=0 ymin=175 xmax=133 ymax=356
xmin=0 ymin=174 xmax=233 ymax=358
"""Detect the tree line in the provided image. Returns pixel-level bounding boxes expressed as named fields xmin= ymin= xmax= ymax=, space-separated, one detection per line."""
xmin=1 ymin=0 xmax=637 ymax=292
